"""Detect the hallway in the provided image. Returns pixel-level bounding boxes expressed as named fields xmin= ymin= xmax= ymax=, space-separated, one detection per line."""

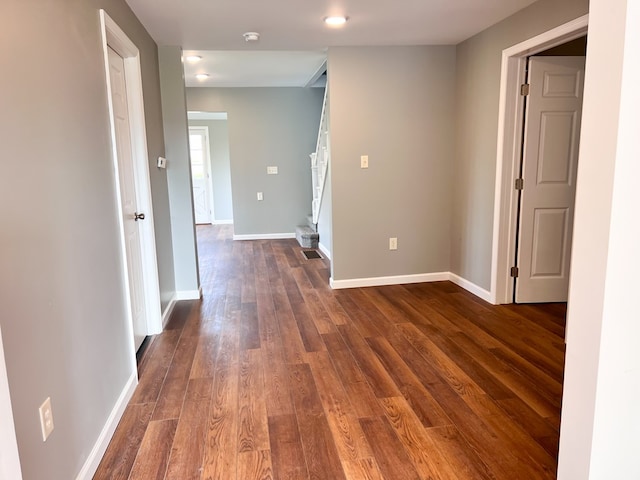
xmin=95 ymin=224 xmax=565 ymax=479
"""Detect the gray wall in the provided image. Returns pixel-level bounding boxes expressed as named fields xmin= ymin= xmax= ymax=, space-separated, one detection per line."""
xmin=0 ymin=0 xmax=174 ymax=478
xmin=187 ymin=88 xmax=324 ymax=236
xmin=159 ymin=47 xmax=201 ymax=293
xmin=327 ymin=46 xmax=456 ymax=281
xmin=451 ymin=0 xmax=590 ymax=290
xmin=188 ymin=120 xmax=234 ymax=222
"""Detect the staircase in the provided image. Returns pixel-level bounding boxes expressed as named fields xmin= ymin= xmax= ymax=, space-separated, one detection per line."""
xmin=296 ymin=85 xmax=329 ymax=249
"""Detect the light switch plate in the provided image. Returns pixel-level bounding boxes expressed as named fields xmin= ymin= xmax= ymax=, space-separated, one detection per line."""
xmin=257 ymin=192 xmax=264 ymax=201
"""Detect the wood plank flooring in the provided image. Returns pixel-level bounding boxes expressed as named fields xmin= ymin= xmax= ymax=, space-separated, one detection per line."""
xmin=94 ymin=224 xmax=566 ymax=480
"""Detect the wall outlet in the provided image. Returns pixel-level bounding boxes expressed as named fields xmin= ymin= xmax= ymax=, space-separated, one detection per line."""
xmin=389 ymin=237 xmax=398 ymax=250
xmin=267 ymin=166 xmax=278 ymax=175
xmin=257 ymin=192 xmax=263 ymax=201
xmin=38 ymin=397 xmax=54 ymax=441
xmin=361 ymin=155 xmax=369 ymax=169
xmin=157 ymin=156 xmax=167 ymax=169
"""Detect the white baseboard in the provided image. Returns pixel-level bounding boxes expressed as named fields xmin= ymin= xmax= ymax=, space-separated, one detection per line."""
xmin=175 ymin=286 xmax=202 ymax=301
xmin=161 ymin=296 xmax=177 ymax=328
xmin=448 ymin=273 xmax=492 ymax=303
xmin=330 ymin=272 xmax=450 ymax=290
xmin=328 ymin=271 xmax=492 ymax=303
xmin=75 ymin=372 xmax=137 ymax=480
xmin=233 ymin=233 xmax=296 ymax=240
xmin=212 ymin=219 xmax=233 ymax=225
xmin=318 ymin=242 xmax=331 ymax=260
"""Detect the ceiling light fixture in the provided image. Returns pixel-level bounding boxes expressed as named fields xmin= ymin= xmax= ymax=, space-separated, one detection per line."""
xmin=243 ymin=32 xmax=260 ymax=42
xmin=185 ymin=55 xmax=202 ymax=62
xmin=195 ymin=73 xmax=210 ymax=80
xmin=324 ymin=16 xmax=348 ymax=26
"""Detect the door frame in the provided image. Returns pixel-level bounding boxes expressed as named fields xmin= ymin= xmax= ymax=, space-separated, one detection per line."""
xmin=99 ymin=11 xmax=163 ymax=359
xmin=490 ymin=14 xmax=589 ymax=305
xmin=188 ymin=125 xmax=215 ymax=223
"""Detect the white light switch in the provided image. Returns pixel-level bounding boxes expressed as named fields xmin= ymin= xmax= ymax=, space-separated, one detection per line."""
xmin=361 ymin=155 xmax=369 ymax=169
xmin=267 ymin=166 xmax=278 ymax=175
xmin=257 ymin=192 xmax=263 ymax=201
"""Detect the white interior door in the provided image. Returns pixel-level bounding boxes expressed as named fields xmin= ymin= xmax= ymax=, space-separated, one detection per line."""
xmin=516 ymin=56 xmax=586 ymax=303
xmin=189 ymin=127 xmax=213 ymax=224
xmin=108 ymin=47 xmax=147 ymax=349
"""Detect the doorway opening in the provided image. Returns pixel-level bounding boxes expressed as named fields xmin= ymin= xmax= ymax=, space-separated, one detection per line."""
xmin=513 ymin=42 xmax=587 ymax=303
xmin=187 ymin=112 xmax=234 ymax=226
xmin=490 ymin=15 xmax=589 ymax=305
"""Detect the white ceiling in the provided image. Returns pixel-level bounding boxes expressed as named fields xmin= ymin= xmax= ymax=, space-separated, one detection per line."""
xmin=126 ymin=0 xmax=539 ymax=87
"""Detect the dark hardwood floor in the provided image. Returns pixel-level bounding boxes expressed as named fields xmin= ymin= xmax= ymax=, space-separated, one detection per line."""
xmin=94 ymin=224 xmax=566 ymax=480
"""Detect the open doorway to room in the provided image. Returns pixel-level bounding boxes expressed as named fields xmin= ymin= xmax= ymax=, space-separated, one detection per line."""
xmin=513 ymin=36 xmax=587 ymax=304
xmin=187 ymin=111 xmax=234 ymax=226
xmin=490 ymin=15 xmax=589 ymax=306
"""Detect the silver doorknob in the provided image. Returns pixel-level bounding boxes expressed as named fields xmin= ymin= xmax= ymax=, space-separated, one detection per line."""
xmin=134 ymin=212 xmax=145 ymax=221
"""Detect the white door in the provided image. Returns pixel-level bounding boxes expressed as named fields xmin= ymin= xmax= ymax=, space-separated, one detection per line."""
xmin=516 ymin=56 xmax=586 ymax=303
xmin=189 ymin=127 xmax=213 ymax=224
xmin=108 ymin=47 xmax=147 ymax=349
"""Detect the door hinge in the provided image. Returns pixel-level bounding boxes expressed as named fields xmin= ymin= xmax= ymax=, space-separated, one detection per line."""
xmin=510 ymin=266 xmax=519 ymax=278
xmin=521 ymin=84 xmax=530 ymax=96
xmin=515 ymin=178 xmax=524 ymax=190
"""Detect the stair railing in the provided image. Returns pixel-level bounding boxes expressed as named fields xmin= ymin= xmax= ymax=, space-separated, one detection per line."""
xmin=311 ymin=86 xmax=329 ymax=225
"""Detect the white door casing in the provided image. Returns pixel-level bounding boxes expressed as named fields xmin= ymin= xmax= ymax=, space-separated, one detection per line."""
xmin=100 ymin=10 xmax=163 ymax=357
xmin=189 ymin=127 xmax=214 ymax=224
xmin=516 ymin=56 xmax=586 ymax=303
xmin=108 ymin=47 xmax=148 ymax=349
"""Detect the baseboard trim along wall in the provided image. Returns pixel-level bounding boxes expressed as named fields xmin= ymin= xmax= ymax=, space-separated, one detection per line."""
xmin=448 ymin=273 xmax=492 ymax=303
xmin=212 ymin=219 xmax=233 ymax=225
xmin=75 ymin=372 xmax=137 ymax=480
xmin=175 ymin=287 xmax=203 ymax=301
xmin=330 ymin=272 xmax=492 ymax=303
xmin=318 ymin=242 xmax=331 ymax=261
xmin=330 ymin=272 xmax=450 ymax=290
xmin=161 ymin=296 xmax=177 ymax=328
xmin=233 ymin=233 xmax=296 ymax=241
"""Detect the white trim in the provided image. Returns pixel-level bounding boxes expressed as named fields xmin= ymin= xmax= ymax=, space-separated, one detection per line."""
xmin=175 ymin=287 xmax=203 ymax=301
xmin=233 ymin=233 xmax=296 ymax=241
xmin=328 ymin=271 xmax=492 ymax=303
xmin=161 ymin=296 xmax=177 ymax=328
xmin=0 ymin=327 xmax=22 ymax=480
xmin=318 ymin=242 xmax=331 ymax=261
xmin=490 ymin=14 xmax=589 ymax=305
xmin=75 ymin=372 xmax=137 ymax=480
xmin=212 ymin=219 xmax=233 ymax=225
xmin=448 ymin=273 xmax=492 ymax=303
xmin=330 ymin=272 xmax=450 ymax=290
xmin=100 ymin=10 xmax=163 ymax=344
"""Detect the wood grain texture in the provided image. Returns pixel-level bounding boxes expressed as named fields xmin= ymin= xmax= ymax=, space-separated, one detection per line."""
xmin=129 ymin=419 xmax=178 ymax=480
xmin=96 ymin=225 xmax=567 ymax=480
xmin=94 ymin=403 xmax=154 ymax=480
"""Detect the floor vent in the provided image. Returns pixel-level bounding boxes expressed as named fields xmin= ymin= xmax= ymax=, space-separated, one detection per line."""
xmin=302 ymin=250 xmax=322 ymax=260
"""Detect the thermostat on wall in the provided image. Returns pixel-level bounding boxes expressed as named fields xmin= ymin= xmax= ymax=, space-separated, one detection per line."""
xmin=157 ymin=156 xmax=167 ymax=169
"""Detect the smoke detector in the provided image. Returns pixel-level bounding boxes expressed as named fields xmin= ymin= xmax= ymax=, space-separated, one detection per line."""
xmin=243 ymin=32 xmax=260 ymax=42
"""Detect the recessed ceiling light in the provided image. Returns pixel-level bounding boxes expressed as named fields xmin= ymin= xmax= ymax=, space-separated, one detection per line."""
xmin=324 ymin=16 xmax=348 ymax=26
xmin=243 ymin=32 xmax=260 ymax=42
xmin=195 ymin=73 xmax=210 ymax=80
xmin=185 ymin=55 xmax=202 ymax=63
